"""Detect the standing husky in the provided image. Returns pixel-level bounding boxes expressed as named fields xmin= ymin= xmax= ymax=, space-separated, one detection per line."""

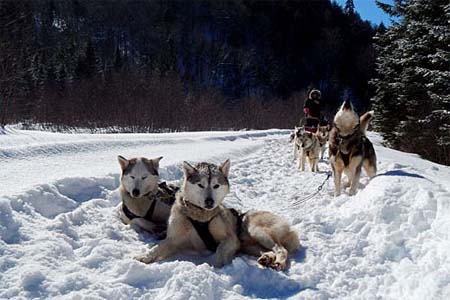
xmin=293 ymin=126 xmax=321 ymax=172
xmin=316 ymin=125 xmax=330 ymax=159
xmin=118 ymin=156 xmax=176 ymax=236
xmin=135 ymin=160 xmax=241 ymax=267
xmin=329 ymin=100 xmax=377 ymax=196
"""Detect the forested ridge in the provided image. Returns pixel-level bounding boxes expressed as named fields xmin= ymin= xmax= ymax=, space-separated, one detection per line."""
xmin=1 ymin=0 xmax=378 ymax=131
xmin=2 ymin=0 xmax=448 ymax=165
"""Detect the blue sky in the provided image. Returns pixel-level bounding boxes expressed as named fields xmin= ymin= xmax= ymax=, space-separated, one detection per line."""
xmin=334 ymin=0 xmax=394 ymax=25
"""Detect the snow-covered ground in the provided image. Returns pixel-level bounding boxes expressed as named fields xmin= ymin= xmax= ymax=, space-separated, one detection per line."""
xmin=1 ymin=126 xmax=450 ymax=300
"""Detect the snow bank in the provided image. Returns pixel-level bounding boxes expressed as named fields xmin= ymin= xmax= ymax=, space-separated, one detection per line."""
xmin=1 ymin=128 xmax=450 ymax=299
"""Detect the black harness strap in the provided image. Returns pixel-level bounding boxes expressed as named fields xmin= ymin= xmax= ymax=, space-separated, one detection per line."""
xmin=122 ymin=198 xmax=157 ymax=222
xmin=122 ymin=203 xmax=140 ymax=220
xmin=144 ymin=199 xmax=157 ymax=221
xmin=229 ymin=208 xmax=245 ymax=237
xmin=188 ymin=218 xmax=218 ymax=252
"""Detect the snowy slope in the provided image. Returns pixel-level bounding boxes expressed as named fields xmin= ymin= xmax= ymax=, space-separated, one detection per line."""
xmin=1 ymin=127 xmax=450 ymax=300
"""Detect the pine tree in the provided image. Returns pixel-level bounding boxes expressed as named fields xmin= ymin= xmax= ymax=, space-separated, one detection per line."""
xmin=344 ymin=0 xmax=355 ymax=15
xmin=372 ymin=0 xmax=450 ymax=164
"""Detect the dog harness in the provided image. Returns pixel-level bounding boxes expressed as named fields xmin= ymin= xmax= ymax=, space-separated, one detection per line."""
xmin=181 ymin=200 xmax=244 ymax=253
xmin=122 ymin=198 xmax=157 ymax=221
xmin=122 ymin=182 xmax=179 ymax=222
xmin=188 ymin=218 xmax=218 ymax=252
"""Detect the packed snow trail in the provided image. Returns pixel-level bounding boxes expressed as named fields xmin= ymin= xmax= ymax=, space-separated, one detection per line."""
xmin=1 ymin=128 xmax=450 ymax=300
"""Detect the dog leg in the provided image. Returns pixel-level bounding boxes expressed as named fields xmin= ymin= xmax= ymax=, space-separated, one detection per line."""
xmin=332 ymin=165 xmax=343 ymax=197
xmin=257 ymin=251 xmax=277 ymax=268
xmin=312 ymin=157 xmax=319 ymax=172
xmin=363 ymin=160 xmax=377 ymax=178
xmin=131 ymin=218 xmax=166 ymax=238
xmin=248 ymin=226 xmax=287 ymax=270
xmin=349 ymin=166 xmax=362 ymax=196
xmin=293 ymin=143 xmax=298 ymax=160
xmin=300 ymin=151 xmax=306 ymax=171
xmin=282 ymin=230 xmax=300 ymax=253
xmin=214 ymin=235 xmax=240 ymax=267
xmin=134 ymin=237 xmax=182 ymax=264
xmin=272 ymin=244 xmax=289 ymax=271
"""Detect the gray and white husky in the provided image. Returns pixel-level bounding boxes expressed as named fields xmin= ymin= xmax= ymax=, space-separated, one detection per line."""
xmin=118 ymin=155 xmax=174 ymax=236
xmin=316 ymin=125 xmax=331 ymax=159
xmin=135 ymin=159 xmax=240 ymax=267
xmin=329 ymin=100 xmax=377 ymax=196
xmin=135 ymin=159 xmax=300 ymax=270
xmin=293 ymin=126 xmax=321 ymax=172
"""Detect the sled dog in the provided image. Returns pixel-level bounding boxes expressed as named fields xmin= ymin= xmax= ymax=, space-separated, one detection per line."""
xmin=329 ymin=100 xmax=377 ymax=196
xmin=316 ymin=125 xmax=330 ymax=159
xmin=118 ymin=156 xmax=177 ymax=237
xmin=293 ymin=126 xmax=321 ymax=172
xmin=135 ymin=160 xmax=241 ymax=267
xmin=135 ymin=159 xmax=300 ymax=270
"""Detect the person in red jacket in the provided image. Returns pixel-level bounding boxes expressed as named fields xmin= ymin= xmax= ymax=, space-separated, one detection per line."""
xmin=303 ymin=89 xmax=322 ymax=132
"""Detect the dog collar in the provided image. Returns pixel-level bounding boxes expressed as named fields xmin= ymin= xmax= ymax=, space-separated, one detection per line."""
xmin=181 ymin=198 xmax=221 ymax=222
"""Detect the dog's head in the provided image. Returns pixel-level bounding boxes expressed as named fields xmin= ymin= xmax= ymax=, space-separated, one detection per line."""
xmin=299 ymin=131 xmax=316 ymax=148
xmin=118 ymin=155 xmax=162 ymax=198
xmin=182 ymin=160 xmax=230 ymax=210
xmin=294 ymin=126 xmax=304 ymax=138
xmin=333 ymin=99 xmax=359 ymax=136
xmin=316 ymin=125 xmax=330 ymax=140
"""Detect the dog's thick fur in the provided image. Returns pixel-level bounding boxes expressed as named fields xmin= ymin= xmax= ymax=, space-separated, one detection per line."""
xmin=135 ymin=159 xmax=300 ymax=270
xmin=118 ymin=156 xmax=172 ymax=236
xmin=329 ymin=101 xmax=377 ymax=196
xmin=293 ymin=126 xmax=321 ymax=172
xmin=135 ymin=160 xmax=241 ymax=267
xmin=316 ymin=125 xmax=330 ymax=159
xmin=238 ymin=210 xmax=300 ymax=271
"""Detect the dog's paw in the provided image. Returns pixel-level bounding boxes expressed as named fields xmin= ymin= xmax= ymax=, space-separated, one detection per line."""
xmin=134 ymin=254 xmax=155 ymax=264
xmin=257 ymin=252 xmax=276 ymax=268
xmin=271 ymin=260 xmax=287 ymax=271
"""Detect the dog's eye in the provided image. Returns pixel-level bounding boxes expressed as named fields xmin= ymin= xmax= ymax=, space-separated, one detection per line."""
xmin=130 ymin=176 xmax=135 ymax=179
xmin=213 ymin=184 xmax=220 ymax=189
xmin=198 ymin=184 xmax=205 ymax=189
xmin=142 ymin=176 xmax=147 ymax=180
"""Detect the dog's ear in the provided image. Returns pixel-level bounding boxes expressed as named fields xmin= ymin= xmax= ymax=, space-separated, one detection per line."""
xmin=183 ymin=161 xmax=197 ymax=177
xmin=118 ymin=155 xmax=129 ymax=170
xmin=151 ymin=156 xmax=163 ymax=170
xmin=220 ymin=159 xmax=231 ymax=177
xmin=342 ymin=99 xmax=353 ymax=111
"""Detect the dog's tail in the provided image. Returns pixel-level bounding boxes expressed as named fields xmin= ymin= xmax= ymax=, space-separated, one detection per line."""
xmin=360 ymin=110 xmax=374 ymax=135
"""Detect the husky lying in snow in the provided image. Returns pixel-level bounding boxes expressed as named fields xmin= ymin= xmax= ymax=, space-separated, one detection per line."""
xmin=118 ymin=156 xmax=178 ymax=237
xmin=293 ymin=126 xmax=321 ymax=172
xmin=135 ymin=159 xmax=240 ymax=267
xmin=329 ymin=100 xmax=377 ymax=196
xmin=135 ymin=160 xmax=300 ymax=270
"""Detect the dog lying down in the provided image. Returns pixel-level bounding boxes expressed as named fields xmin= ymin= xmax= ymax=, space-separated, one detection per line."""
xmin=117 ymin=155 xmax=178 ymax=238
xmin=134 ymin=159 xmax=300 ymax=270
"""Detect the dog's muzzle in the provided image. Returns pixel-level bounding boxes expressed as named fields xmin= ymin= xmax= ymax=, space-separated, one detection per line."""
xmin=132 ymin=188 xmax=140 ymax=197
xmin=204 ymin=197 xmax=214 ymax=209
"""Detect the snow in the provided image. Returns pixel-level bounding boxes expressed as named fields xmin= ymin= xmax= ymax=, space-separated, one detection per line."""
xmin=1 ymin=126 xmax=450 ymax=299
